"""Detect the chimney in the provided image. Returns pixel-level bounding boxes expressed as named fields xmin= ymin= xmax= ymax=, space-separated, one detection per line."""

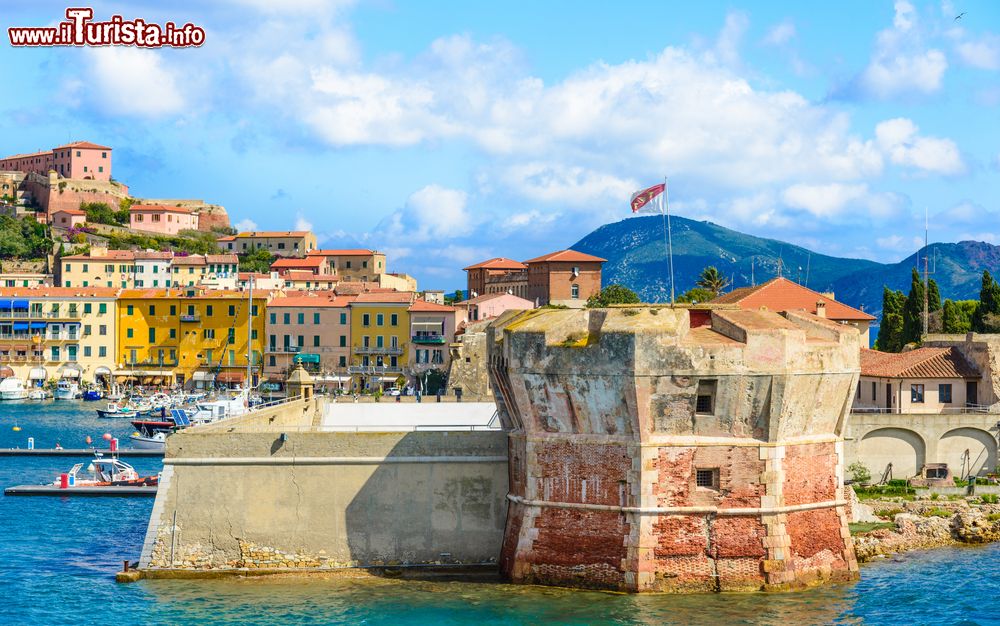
xmin=816 ymin=301 xmax=827 ymax=318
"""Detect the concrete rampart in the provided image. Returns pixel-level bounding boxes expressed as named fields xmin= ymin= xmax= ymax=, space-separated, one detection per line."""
xmin=139 ymin=399 xmax=508 ymax=573
xmin=846 ymin=412 xmax=1000 ymax=479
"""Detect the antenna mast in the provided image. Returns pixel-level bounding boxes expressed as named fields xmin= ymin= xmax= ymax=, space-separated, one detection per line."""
xmin=922 ymin=207 xmax=929 ymax=337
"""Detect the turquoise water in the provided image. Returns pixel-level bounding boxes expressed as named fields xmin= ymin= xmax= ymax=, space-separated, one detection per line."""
xmin=1 ymin=402 xmax=997 ymax=625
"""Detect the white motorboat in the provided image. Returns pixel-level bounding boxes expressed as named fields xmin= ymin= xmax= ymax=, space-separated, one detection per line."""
xmin=188 ymin=388 xmax=251 ymax=424
xmin=27 ymin=388 xmax=50 ymax=400
xmin=0 ymin=377 xmax=28 ymax=400
xmin=128 ymin=430 xmax=167 ymax=451
xmin=53 ymin=380 xmax=80 ymax=400
xmin=96 ymin=402 xmax=138 ymax=419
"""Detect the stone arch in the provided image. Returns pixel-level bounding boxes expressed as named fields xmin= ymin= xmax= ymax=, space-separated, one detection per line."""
xmin=859 ymin=427 xmax=926 ymax=480
xmin=939 ymin=427 xmax=998 ymax=477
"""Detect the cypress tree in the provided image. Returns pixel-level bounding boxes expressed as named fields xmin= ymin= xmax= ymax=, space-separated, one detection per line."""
xmin=928 ymin=278 xmax=941 ymax=313
xmin=901 ymin=268 xmax=925 ymax=345
xmin=876 ymin=286 xmax=907 ymax=352
xmin=973 ymin=271 xmax=1000 ymax=332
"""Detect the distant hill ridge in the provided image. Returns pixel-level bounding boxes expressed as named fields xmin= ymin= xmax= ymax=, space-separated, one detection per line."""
xmin=571 ymin=215 xmax=997 ymax=319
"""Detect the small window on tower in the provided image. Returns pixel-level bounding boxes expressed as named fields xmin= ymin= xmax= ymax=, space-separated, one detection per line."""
xmin=696 ymin=379 xmax=716 ymax=414
xmin=696 ymin=468 xmax=719 ymax=489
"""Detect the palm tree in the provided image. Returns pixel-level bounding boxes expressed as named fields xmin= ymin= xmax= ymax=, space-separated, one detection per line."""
xmin=696 ymin=266 xmax=730 ymax=297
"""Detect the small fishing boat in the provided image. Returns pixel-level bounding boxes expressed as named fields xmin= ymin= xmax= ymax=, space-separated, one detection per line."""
xmin=96 ymin=402 xmax=138 ymax=419
xmin=53 ymin=380 xmax=80 ymax=400
xmin=27 ymin=388 xmax=50 ymax=400
xmin=0 ymin=377 xmax=28 ymax=401
xmin=128 ymin=430 xmax=167 ymax=451
xmin=82 ymin=388 xmax=104 ymax=401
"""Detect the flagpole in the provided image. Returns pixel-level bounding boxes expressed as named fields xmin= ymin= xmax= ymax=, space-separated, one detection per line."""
xmin=660 ymin=176 xmax=675 ymax=303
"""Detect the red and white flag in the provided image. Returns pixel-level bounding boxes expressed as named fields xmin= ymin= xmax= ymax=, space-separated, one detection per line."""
xmin=630 ymin=183 xmax=666 ymax=213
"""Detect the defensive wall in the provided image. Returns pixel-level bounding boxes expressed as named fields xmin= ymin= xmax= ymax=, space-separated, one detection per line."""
xmin=488 ymin=305 xmax=860 ymax=592
xmin=138 ymin=395 xmax=508 ymax=574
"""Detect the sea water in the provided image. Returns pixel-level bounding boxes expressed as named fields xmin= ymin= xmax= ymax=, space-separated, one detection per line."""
xmin=0 ymin=402 xmax=997 ymax=625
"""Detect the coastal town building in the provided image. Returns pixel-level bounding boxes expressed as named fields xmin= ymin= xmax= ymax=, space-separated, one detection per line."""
xmin=50 ymin=208 xmax=86 ymax=229
xmin=375 ymin=272 xmax=418 ymax=293
xmin=408 ymin=299 xmax=463 ymax=382
xmin=0 ymin=287 xmax=119 ymax=386
xmin=712 ymin=277 xmax=876 ymax=347
xmin=0 ymin=271 xmax=52 ymax=288
xmin=264 ymin=293 xmax=354 ymax=392
xmin=217 ymin=231 xmax=317 ymax=257
xmin=60 ymin=248 xmax=139 ymax=288
xmin=170 ymin=254 xmax=239 ymax=288
xmin=464 ymin=250 xmax=605 ymax=307
xmin=279 ymin=270 xmax=338 ymax=292
xmin=307 ymin=249 xmax=386 ymax=283
xmin=270 ymin=255 xmax=332 ymax=277
xmin=129 ymin=204 xmax=199 ymax=236
xmin=348 ymin=292 xmax=414 ymax=391
xmin=237 ymin=272 xmax=286 ymax=291
xmin=116 ymin=288 xmax=265 ymax=389
xmin=132 ymin=251 xmax=173 ymax=289
xmin=0 ymin=141 xmax=113 ymax=181
xmin=59 ymin=249 xmax=238 ymax=289
xmin=854 ymin=347 xmax=981 ymax=414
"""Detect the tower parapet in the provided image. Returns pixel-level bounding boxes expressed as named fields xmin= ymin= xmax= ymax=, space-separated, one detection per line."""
xmin=488 ymin=305 xmax=860 ymax=592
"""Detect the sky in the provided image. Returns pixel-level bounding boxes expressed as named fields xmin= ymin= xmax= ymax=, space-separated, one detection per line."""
xmin=1 ymin=0 xmax=999 ymax=290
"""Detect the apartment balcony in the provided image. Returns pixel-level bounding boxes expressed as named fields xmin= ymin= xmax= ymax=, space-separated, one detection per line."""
xmin=45 ymin=334 xmax=80 ymax=342
xmin=0 ymin=311 xmax=83 ymax=320
xmin=352 ymin=346 xmax=404 ymax=356
xmin=180 ymin=314 xmax=200 ymax=323
xmin=126 ymin=358 xmax=180 ymax=368
xmin=269 ymin=345 xmax=302 ymax=354
xmin=411 ymin=334 xmax=446 ymax=344
xmin=347 ymin=365 xmax=403 ymax=375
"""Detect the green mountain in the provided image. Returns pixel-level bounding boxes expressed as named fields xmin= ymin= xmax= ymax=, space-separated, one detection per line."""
xmin=571 ymin=216 xmax=995 ymax=319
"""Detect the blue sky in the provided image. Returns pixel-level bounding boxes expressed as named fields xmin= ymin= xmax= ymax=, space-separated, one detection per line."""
xmin=2 ymin=0 xmax=999 ymax=289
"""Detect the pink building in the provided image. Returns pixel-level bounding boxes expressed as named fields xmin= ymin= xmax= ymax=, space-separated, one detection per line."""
xmin=51 ymin=208 xmax=87 ymax=229
xmin=130 ymin=204 xmax=199 ymax=235
xmin=0 ymin=141 xmax=112 ymax=181
xmin=458 ymin=292 xmax=535 ymax=321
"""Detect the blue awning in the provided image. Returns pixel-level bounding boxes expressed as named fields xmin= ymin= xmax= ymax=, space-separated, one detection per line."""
xmin=13 ymin=322 xmax=29 ymax=331
xmin=0 ymin=301 xmax=9 ymax=310
xmin=11 ymin=299 xmax=28 ymax=309
xmin=29 ymin=322 xmax=47 ymax=330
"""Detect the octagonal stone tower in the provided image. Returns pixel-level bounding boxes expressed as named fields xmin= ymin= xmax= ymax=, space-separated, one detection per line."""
xmin=488 ymin=305 xmax=860 ymax=592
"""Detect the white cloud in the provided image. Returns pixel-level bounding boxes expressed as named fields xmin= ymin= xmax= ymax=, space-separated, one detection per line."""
xmin=856 ymin=1 xmax=948 ymax=99
xmin=875 ymin=118 xmax=965 ymax=175
xmin=876 ymin=234 xmax=923 ymax=252
xmin=955 ymin=36 xmax=1000 ymax=70
xmin=82 ymin=47 xmax=186 ymax=117
xmin=380 ymin=185 xmax=472 ymax=243
xmin=234 ymin=218 xmax=258 ymax=232
xmin=715 ymin=11 xmax=749 ymax=65
xmin=781 ymin=183 xmax=868 ymax=218
xmin=764 ymin=20 xmax=796 ymax=46
xmin=294 ymin=213 xmax=314 ymax=232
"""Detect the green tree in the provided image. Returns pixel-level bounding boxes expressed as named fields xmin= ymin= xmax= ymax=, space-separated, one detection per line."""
xmin=942 ymin=299 xmax=977 ymax=334
xmin=901 ymin=268 xmax=926 ymax=345
xmin=875 ymin=287 xmax=907 ymax=352
xmin=972 ymin=271 xmax=1000 ymax=332
xmin=928 ymin=278 xmax=941 ymax=313
xmin=695 ymin=266 xmax=730 ymax=296
xmin=238 ymin=247 xmax=275 ymax=273
xmin=676 ymin=287 xmax=716 ymax=304
xmin=80 ymin=201 xmax=129 ymax=225
xmin=587 ymin=284 xmax=640 ymax=307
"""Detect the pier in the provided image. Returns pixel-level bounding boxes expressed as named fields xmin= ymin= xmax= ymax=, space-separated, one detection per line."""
xmin=4 ymin=485 xmax=158 ymax=497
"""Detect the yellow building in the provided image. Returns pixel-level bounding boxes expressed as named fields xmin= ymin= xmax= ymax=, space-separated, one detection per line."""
xmin=217 ymin=231 xmax=318 ymax=257
xmin=116 ymin=287 xmax=266 ymax=389
xmin=60 ymin=248 xmax=138 ymax=288
xmin=307 ymin=249 xmax=388 ymax=283
xmin=0 ymin=287 xmax=119 ymax=386
xmin=348 ymin=292 xmax=414 ymax=391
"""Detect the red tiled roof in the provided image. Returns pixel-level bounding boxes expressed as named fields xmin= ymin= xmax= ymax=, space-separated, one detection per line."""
xmin=523 ymin=249 xmax=606 ymax=264
xmin=170 ymin=256 xmax=206 ymax=265
xmin=353 ymin=292 xmax=416 ymax=304
xmin=711 ymin=277 xmax=875 ymax=321
xmin=271 ymin=257 xmax=325 ymax=269
xmin=280 ymin=270 xmax=326 ymax=279
xmin=860 ymin=348 xmax=980 ymax=379
xmin=52 ymin=208 xmax=85 ymax=216
xmin=233 ymin=231 xmax=311 ymax=238
xmin=463 ymin=257 xmax=527 ymax=271
xmin=0 ymin=287 xmax=119 ymax=298
xmin=409 ymin=299 xmax=457 ymax=312
xmin=462 ymin=292 xmax=533 ymax=305
xmin=205 ymin=254 xmax=238 ymax=264
xmin=54 ymin=141 xmax=111 ymax=151
xmin=269 ymin=295 xmax=353 ymax=308
xmin=133 ymin=251 xmax=173 ymax=260
xmin=308 ymin=249 xmax=377 ymax=257
xmin=130 ymin=204 xmax=193 ymax=214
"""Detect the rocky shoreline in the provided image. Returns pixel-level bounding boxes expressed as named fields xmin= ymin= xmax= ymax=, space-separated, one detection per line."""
xmin=851 ymin=494 xmax=1000 ymax=562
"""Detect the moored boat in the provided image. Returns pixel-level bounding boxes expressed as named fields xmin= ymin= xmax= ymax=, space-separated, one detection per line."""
xmin=49 ymin=452 xmax=159 ymax=488
xmin=128 ymin=430 xmax=167 ymax=451
xmin=0 ymin=377 xmax=28 ymax=401
xmin=96 ymin=402 xmax=138 ymax=419
xmin=53 ymin=380 xmax=80 ymax=400
xmin=82 ymin=388 xmax=104 ymax=401
xmin=27 ymin=388 xmax=50 ymax=400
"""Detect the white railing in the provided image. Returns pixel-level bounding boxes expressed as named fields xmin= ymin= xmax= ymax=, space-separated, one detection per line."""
xmin=851 ymin=404 xmax=993 ymax=415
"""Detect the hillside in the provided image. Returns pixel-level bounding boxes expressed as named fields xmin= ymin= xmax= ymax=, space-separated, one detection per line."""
xmin=571 ymin=216 xmax=997 ymax=319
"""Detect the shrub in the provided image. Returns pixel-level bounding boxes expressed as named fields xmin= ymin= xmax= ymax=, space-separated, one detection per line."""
xmin=987 ymin=513 xmax=1000 ymax=522
xmin=924 ymin=508 xmax=953 ymax=518
xmin=874 ymin=507 xmax=904 ymax=519
xmin=847 ymin=462 xmax=872 ymax=484
xmin=980 ymin=494 xmax=999 ymax=504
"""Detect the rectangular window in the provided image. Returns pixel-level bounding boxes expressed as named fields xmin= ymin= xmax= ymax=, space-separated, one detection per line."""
xmin=695 ymin=468 xmax=719 ymax=489
xmin=169 ymin=305 xmax=176 ymax=315
xmin=148 ymin=328 xmax=156 ymax=343
xmin=298 ymin=313 xmax=305 ymax=324
xmin=314 ymin=313 xmax=320 ymax=324
xmin=338 ymin=356 xmax=346 ymax=367
xmin=284 ymin=313 xmax=290 ymax=324
xmin=126 ymin=328 xmax=134 ymax=339
xmin=871 ymin=381 xmax=876 ymax=400
xmin=99 ymin=346 xmax=106 ymax=358
xmin=313 ymin=335 xmax=320 ymax=347
xmin=911 ymin=384 xmax=925 ymax=404
xmin=229 ymin=305 xmax=236 ymax=316
xmin=83 ymin=324 xmax=91 ymax=335
xmin=84 ymin=303 xmax=92 ymax=314
xmin=571 ymin=284 xmax=580 ymax=299
xmin=363 ymin=313 xmax=370 ymax=327
xmin=205 ymin=349 xmax=213 ymax=364
xmin=169 ymin=328 xmax=176 ymax=339
xmin=99 ymin=324 xmax=107 ymax=336
xmin=149 ymin=305 xmax=155 ymax=315
xmin=696 ymin=380 xmax=716 ymax=414
xmin=270 ymin=313 xmax=276 ymax=324
xmin=83 ymin=346 xmax=92 ymax=357
xmin=297 ymin=335 xmax=304 ymax=347
xmin=126 ymin=305 xmax=134 ymax=315
xmin=268 ymin=355 xmax=276 ymax=366
xmin=939 ymin=383 xmax=952 ymax=403
xmin=390 ymin=313 xmax=398 ymax=326
xmin=228 ymin=350 xmax=235 ymax=365
xmin=339 ymin=335 xmax=346 ymax=347
xmin=204 ymin=329 xmax=216 ymax=339
xmin=206 ymin=305 xmax=213 ymax=316
xmin=51 ymin=346 xmax=60 ymax=361
xmin=377 ymin=313 xmax=384 ymax=326
xmin=228 ymin=328 xmax=236 ymax=343
xmin=340 ymin=313 xmax=347 ymax=325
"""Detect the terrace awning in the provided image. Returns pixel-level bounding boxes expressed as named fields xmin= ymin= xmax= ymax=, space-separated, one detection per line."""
xmin=412 ymin=321 xmax=444 ymax=330
xmin=192 ymin=372 xmax=216 ymax=382
xmin=0 ymin=366 xmax=13 ymax=378
xmin=0 ymin=299 xmax=29 ymax=310
xmin=216 ymin=371 xmax=246 ymax=384
xmin=12 ymin=322 xmax=29 ymax=331
xmin=94 ymin=366 xmax=112 ymax=377
xmin=60 ymin=368 xmax=81 ymax=379
xmin=28 ymin=367 xmax=47 ymax=380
